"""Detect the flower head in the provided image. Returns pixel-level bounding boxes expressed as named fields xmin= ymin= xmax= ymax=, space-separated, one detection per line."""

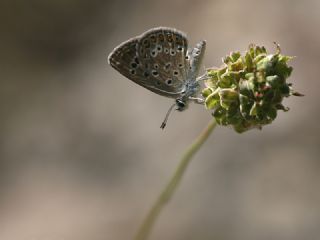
xmin=202 ymin=43 xmax=303 ymax=133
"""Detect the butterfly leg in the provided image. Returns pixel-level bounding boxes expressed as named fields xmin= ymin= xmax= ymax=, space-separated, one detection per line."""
xmin=196 ymin=73 xmax=210 ymax=81
xmin=189 ymin=97 xmax=205 ymax=105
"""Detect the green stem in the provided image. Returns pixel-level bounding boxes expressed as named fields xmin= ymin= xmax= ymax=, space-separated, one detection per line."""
xmin=134 ymin=119 xmax=217 ymax=240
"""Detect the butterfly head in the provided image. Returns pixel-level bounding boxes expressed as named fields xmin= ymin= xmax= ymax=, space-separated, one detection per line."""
xmin=175 ymin=98 xmax=188 ymax=111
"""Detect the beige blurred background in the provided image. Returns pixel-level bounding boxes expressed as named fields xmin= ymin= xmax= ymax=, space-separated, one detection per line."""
xmin=1 ymin=0 xmax=319 ymax=239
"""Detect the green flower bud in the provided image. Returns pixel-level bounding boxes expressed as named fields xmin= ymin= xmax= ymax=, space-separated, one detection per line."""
xmin=266 ymin=75 xmax=284 ymax=88
xmin=219 ymin=89 xmax=239 ymax=110
xmin=202 ymin=43 xmax=303 ymax=133
xmin=205 ymin=89 xmax=220 ymax=109
xmin=202 ymin=88 xmax=213 ymax=98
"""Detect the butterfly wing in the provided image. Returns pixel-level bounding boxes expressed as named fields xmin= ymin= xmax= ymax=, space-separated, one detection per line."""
xmin=137 ymin=27 xmax=190 ymax=96
xmin=108 ymin=27 xmax=190 ymax=98
xmin=108 ymin=38 xmax=148 ymax=88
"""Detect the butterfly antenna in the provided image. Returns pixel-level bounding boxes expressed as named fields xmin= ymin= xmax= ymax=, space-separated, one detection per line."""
xmin=160 ymin=103 xmax=176 ymax=129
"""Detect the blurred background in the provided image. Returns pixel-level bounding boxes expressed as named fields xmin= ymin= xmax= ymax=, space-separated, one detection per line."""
xmin=1 ymin=0 xmax=319 ymax=239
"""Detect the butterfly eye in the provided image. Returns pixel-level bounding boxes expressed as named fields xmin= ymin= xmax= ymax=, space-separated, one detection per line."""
xmin=176 ymin=99 xmax=186 ymax=110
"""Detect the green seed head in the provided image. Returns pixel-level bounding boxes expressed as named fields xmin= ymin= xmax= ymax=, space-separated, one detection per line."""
xmin=202 ymin=43 xmax=302 ymax=133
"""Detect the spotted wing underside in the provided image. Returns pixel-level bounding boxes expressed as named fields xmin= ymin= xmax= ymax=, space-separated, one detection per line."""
xmin=108 ymin=27 xmax=189 ymax=98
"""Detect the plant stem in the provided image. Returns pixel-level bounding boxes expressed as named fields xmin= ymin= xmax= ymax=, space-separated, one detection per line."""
xmin=134 ymin=119 xmax=217 ymax=240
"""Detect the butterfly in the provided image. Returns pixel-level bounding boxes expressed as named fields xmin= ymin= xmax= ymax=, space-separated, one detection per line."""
xmin=108 ymin=27 xmax=207 ymax=128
